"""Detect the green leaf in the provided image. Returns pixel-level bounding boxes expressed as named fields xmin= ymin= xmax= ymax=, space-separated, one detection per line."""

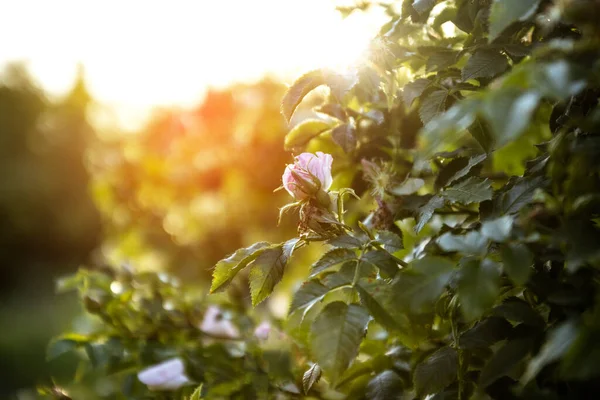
xmin=490 ymin=176 xmax=544 ymax=216
xmin=323 ymin=69 xmax=359 ymax=101
xmin=479 ymin=335 xmax=535 ymax=387
xmin=459 ymin=317 xmax=514 ymax=349
xmin=310 ymin=248 xmax=357 ymax=277
xmin=315 ymin=103 xmax=347 ymax=121
xmin=47 ymin=338 xmax=80 ymax=360
xmin=501 ymin=243 xmax=533 ymax=285
xmin=249 ymin=242 xmax=294 ymax=306
xmin=327 ymin=234 xmax=363 ymax=249
xmin=534 ymin=61 xmax=586 ymax=100
xmin=211 ymin=242 xmax=271 ymax=293
xmin=442 ymin=177 xmax=493 ymax=204
xmin=393 ymin=256 xmax=455 ymax=313
xmin=435 ymin=154 xmax=487 ymax=190
xmin=438 ymin=231 xmax=489 ymax=256
xmin=190 ymin=384 xmax=203 ymax=400
xmin=482 ymin=89 xmax=540 ymax=147
xmin=426 ymin=50 xmax=459 ymax=72
xmin=361 ymin=250 xmax=399 ymax=278
xmin=331 ymin=122 xmax=357 ymax=153
xmin=281 ymin=70 xmax=325 ymax=123
xmin=366 ymin=370 xmax=403 ymax=400
xmin=420 ymin=90 xmax=449 ymax=125
xmin=284 ymin=119 xmax=332 ymax=150
xmin=357 ymin=279 xmax=409 ymax=332
xmin=303 ymin=364 xmax=322 ymax=394
xmin=489 ymin=0 xmax=541 ymax=40
xmin=493 ymin=298 xmax=545 ymax=327
xmin=375 ymin=230 xmax=404 ymax=253
xmin=289 ymin=280 xmax=329 ymax=317
xmin=403 ymin=79 xmax=431 ymax=108
xmin=414 ymin=347 xmax=458 ymax=396
xmin=481 ymin=215 xmax=513 ymax=242
xmin=415 ymin=195 xmax=445 ymax=233
xmin=310 ymin=302 xmax=370 ymax=383
xmin=390 ymin=178 xmax=425 ymax=196
xmin=457 ymin=259 xmax=501 ymax=321
xmin=521 ymin=320 xmax=578 ymax=385
xmin=462 ymin=49 xmax=509 ymax=81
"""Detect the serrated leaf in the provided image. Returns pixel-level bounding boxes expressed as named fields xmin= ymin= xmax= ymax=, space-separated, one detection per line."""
xmin=501 ymin=243 xmax=533 ymax=285
xmin=323 ymin=69 xmax=359 ymax=101
xmin=462 ymin=49 xmax=509 ymax=81
xmin=375 ymin=230 xmax=404 ymax=253
xmin=403 ymin=79 xmax=431 ymax=108
xmin=190 ymin=384 xmax=203 ymax=400
xmin=310 ymin=248 xmax=357 ymax=277
xmin=442 ymin=177 xmax=492 ymax=204
xmin=490 ymin=176 xmax=544 ymax=216
xmin=435 ymin=154 xmax=487 ymax=190
xmin=332 ymin=122 xmax=357 ymax=153
xmin=414 ymin=347 xmax=458 ymax=396
xmin=438 ymin=231 xmax=489 ymax=255
xmin=289 ymin=281 xmax=329 ymax=317
xmin=426 ymin=50 xmax=459 ymax=72
xmin=483 ymin=89 xmax=540 ymax=147
xmin=327 ymin=234 xmax=363 ymax=249
xmin=303 ymin=364 xmax=322 ymax=394
xmin=415 ymin=195 xmax=445 ymax=233
xmin=521 ymin=320 xmax=577 ymax=385
xmin=489 ymin=0 xmax=541 ymax=41
xmin=310 ymin=302 xmax=370 ymax=383
xmin=210 ymin=242 xmax=272 ymax=293
xmin=420 ymin=90 xmax=449 ymax=125
xmin=360 ymin=250 xmax=399 ymax=278
xmin=481 ymin=215 xmax=514 ymax=242
xmin=366 ymin=370 xmax=403 ymax=400
xmin=393 ymin=256 xmax=455 ymax=313
xmin=459 ymin=317 xmax=514 ymax=349
xmin=390 ymin=178 xmax=425 ymax=196
xmin=284 ymin=119 xmax=332 ymax=151
xmin=458 ymin=259 xmax=501 ymax=321
xmin=249 ymin=243 xmax=293 ymax=306
xmin=281 ymin=70 xmax=325 ymax=123
xmin=357 ymin=279 xmax=408 ymax=332
xmin=479 ymin=335 xmax=535 ymax=387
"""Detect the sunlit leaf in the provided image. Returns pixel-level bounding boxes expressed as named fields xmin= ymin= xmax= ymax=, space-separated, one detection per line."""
xmin=210 ymin=242 xmax=272 ymax=293
xmin=442 ymin=177 xmax=493 ymax=204
xmin=310 ymin=248 xmax=357 ymax=277
xmin=403 ymin=79 xmax=431 ymax=108
xmin=462 ymin=49 xmax=509 ymax=81
xmin=303 ymin=364 xmax=322 ymax=394
xmin=281 ymin=70 xmax=325 ymax=123
xmin=249 ymin=242 xmax=294 ymax=306
xmin=284 ymin=119 xmax=332 ymax=151
xmin=420 ymin=90 xmax=450 ymax=125
xmin=331 ymin=122 xmax=357 ymax=153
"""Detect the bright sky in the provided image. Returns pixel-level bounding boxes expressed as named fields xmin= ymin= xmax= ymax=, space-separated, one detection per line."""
xmin=0 ymin=0 xmax=387 ymax=130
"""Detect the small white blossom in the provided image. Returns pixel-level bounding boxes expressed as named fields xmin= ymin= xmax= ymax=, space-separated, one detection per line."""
xmin=254 ymin=321 xmax=271 ymax=340
xmin=200 ymin=305 xmax=240 ymax=339
xmin=137 ymin=357 xmax=190 ymax=391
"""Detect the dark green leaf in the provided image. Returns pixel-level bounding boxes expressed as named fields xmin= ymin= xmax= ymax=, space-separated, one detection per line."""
xmin=281 ymin=70 xmax=325 ymax=123
xmin=310 ymin=302 xmax=370 ymax=383
xmin=493 ymin=298 xmax=545 ymax=327
xmin=310 ymin=248 xmax=357 ymax=277
xmin=327 ymin=234 xmax=363 ymax=249
xmin=501 ymin=243 xmax=533 ymax=285
xmin=376 ymin=230 xmax=404 ymax=253
xmin=420 ymin=89 xmax=450 ymax=125
xmin=459 ymin=317 xmax=514 ymax=349
xmin=489 ymin=0 xmax=542 ymax=40
xmin=357 ymin=279 xmax=409 ymax=332
xmin=427 ymin=50 xmax=459 ymax=72
xmin=435 ymin=154 xmax=487 ymax=190
xmin=403 ymin=79 xmax=431 ymax=108
xmin=522 ymin=320 xmax=578 ymax=384
xmin=393 ymin=256 xmax=455 ymax=313
xmin=414 ymin=347 xmax=458 ymax=396
xmin=479 ymin=335 xmax=535 ymax=387
xmin=332 ymin=122 xmax=357 ymax=153
xmin=289 ymin=281 xmax=329 ymax=317
xmin=481 ymin=215 xmax=513 ymax=242
xmin=457 ymin=259 xmax=501 ymax=321
xmin=366 ymin=370 xmax=403 ymax=400
xmin=361 ymin=250 xmax=399 ymax=278
xmin=211 ymin=242 xmax=272 ymax=293
xmin=303 ymin=364 xmax=322 ymax=394
xmin=47 ymin=338 xmax=80 ymax=360
xmin=462 ymin=50 xmax=509 ymax=81
xmin=490 ymin=176 xmax=544 ymax=216
xmin=416 ymin=195 xmax=445 ymax=233
xmin=249 ymin=243 xmax=292 ymax=306
xmin=438 ymin=231 xmax=489 ymax=255
xmin=284 ymin=119 xmax=332 ymax=151
xmin=442 ymin=177 xmax=492 ymax=204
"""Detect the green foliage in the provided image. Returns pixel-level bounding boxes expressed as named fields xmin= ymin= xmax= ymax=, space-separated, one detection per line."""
xmin=53 ymin=0 xmax=600 ymax=399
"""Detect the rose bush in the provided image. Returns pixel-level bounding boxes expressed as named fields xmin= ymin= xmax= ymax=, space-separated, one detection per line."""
xmin=47 ymin=1 xmax=600 ymax=399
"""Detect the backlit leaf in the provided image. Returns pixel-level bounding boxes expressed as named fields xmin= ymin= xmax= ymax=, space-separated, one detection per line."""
xmin=281 ymin=70 xmax=325 ymax=123
xmin=462 ymin=49 xmax=509 ymax=81
xmin=420 ymin=90 xmax=449 ymax=125
xmin=303 ymin=364 xmax=322 ymax=394
xmin=331 ymin=122 xmax=357 ymax=153
xmin=284 ymin=119 xmax=332 ymax=151
xmin=442 ymin=177 xmax=493 ymax=204
xmin=211 ymin=242 xmax=272 ymax=293
xmin=403 ymin=79 xmax=431 ymax=108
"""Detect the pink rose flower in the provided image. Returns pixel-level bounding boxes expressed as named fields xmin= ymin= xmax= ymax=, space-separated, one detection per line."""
xmin=282 ymin=152 xmax=333 ymax=200
xmin=254 ymin=321 xmax=271 ymax=340
xmin=199 ymin=305 xmax=240 ymax=339
xmin=137 ymin=358 xmax=190 ymax=391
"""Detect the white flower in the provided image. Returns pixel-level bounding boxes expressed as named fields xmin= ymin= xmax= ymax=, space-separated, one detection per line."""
xmin=200 ymin=305 xmax=240 ymax=339
xmin=282 ymin=152 xmax=333 ymax=200
xmin=137 ymin=358 xmax=190 ymax=391
xmin=254 ymin=321 xmax=271 ymax=340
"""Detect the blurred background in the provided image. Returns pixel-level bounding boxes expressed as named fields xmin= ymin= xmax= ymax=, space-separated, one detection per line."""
xmin=0 ymin=0 xmax=386 ymax=397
